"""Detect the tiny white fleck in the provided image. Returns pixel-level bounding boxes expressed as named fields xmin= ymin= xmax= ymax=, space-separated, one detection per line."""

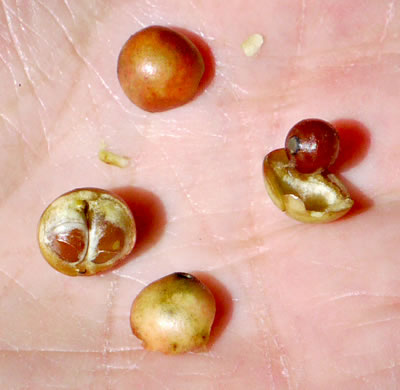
xmin=241 ymin=33 xmax=264 ymax=57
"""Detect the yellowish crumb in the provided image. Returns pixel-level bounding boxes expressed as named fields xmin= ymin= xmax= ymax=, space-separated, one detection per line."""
xmin=241 ymin=33 xmax=264 ymax=57
xmin=98 ymin=142 xmax=129 ymax=168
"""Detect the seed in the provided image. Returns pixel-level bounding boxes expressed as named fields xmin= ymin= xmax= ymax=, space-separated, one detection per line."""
xmin=38 ymin=188 xmax=136 ymax=276
xmin=285 ymin=119 xmax=340 ymax=174
xmin=98 ymin=142 xmax=129 ymax=168
xmin=117 ymin=26 xmax=205 ymax=112
xmin=130 ymin=272 xmax=216 ymax=354
xmin=241 ymin=33 xmax=264 ymax=57
xmin=263 ymin=149 xmax=353 ymax=223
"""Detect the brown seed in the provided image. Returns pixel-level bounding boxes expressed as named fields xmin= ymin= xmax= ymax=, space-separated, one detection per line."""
xmin=130 ymin=272 xmax=216 ymax=354
xmin=38 ymin=188 xmax=136 ymax=276
xmin=117 ymin=26 xmax=205 ymax=112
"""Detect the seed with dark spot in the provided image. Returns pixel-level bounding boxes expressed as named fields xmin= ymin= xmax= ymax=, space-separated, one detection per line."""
xmin=285 ymin=118 xmax=340 ymax=174
xmin=130 ymin=272 xmax=216 ymax=354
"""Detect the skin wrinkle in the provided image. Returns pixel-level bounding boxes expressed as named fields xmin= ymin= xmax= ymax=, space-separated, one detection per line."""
xmin=359 ymin=361 xmax=400 ymax=381
xmin=100 ymin=279 xmax=118 ymax=390
xmin=374 ymin=192 xmax=400 ymax=204
xmin=2 ymin=1 xmax=50 ymax=138
xmin=205 ymin=253 xmax=254 ymax=272
xmin=175 ymin=361 xmax=241 ymax=380
xmin=4 ymin=1 xmax=56 ymax=81
xmin=157 ymin=129 xmax=227 ymax=140
xmin=0 ymin=253 xmax=107 ymax=344
xmin=124 ymin=9 xmax=146 ymax=28
xmin=348 ymin=315 xmax=400 ymax=329
xmin=36 ymin=0 xmax=132 ymax=116
xmin=323 ymin=291 xmax=397 ymax=304
xmin=218 ymin=70 xmax=250 ymax=97
xmin=104 ymin=363 xmax=139 ymax=371
xmin=0 ymin=347 xmax=103 ymax=353
xmin=309 ymin=259 xmax=357 ymax=272
xmin=111 ymin=272 xmax=147 ymax=285
xmin=0 ymin=111 xmax=42 ymax=160
xmin=189 ymin=6 xmax=209 ymax=40
xmin=0 ymin=268 xmax=39 ymax=301
xmin=0 ymin=8 xmax=52 ymax=186
xmin=62 ymin=0 xmax=77 ymax=22
xmin=141 ymin=372 xmax=172 ymax=390
xmin=294 ymin=46 xmax=400 ymax=70
xmin=156 ymin=143 xmax=233 ymax=269
xmin=296 ymin=0 xmax=307 ymax=56
xmin=0 ymin=124 xmax=42 ymax=204
xmin=248 ymin=257 xmax=291 ymax=390
xmin=338 ymin=355 xmax=400 ymax=385
xmin=0 ymin=345 xmax=144 ymax=354
xmin=379 ymin=0 xmax=395 ymax=43
xmin=0 ymin=274 xmax=101 ymax=343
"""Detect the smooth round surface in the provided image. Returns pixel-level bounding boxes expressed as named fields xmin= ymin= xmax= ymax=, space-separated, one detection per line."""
xmin=285 ymin=118 xmax=340 ymax=174
xmin=38 ymin=188 xmax=136 ymax=276
xmin=117 ymin=26 xmax=205 ymax=112
xmin=130 ymin=272 xmax=216 ymax=354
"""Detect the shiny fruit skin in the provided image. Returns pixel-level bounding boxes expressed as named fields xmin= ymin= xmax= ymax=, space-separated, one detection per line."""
xmin=285 ymin=119 xmax=340 ymax=174
xmin=117 ymin=26 xmax=205 ymax=112
xmin=130 ymin=272 xmax=216 ymax=354
xmin=38 ymin=188 xmax=136 ymax=276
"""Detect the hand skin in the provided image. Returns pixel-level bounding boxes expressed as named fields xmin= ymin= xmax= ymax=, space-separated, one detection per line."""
xmin=1 ymin=1 xmax=400 ymax=389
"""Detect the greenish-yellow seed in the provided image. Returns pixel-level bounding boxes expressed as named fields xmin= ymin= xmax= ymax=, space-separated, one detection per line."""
xmin=130 ymin=272 xmax=216 ymax=354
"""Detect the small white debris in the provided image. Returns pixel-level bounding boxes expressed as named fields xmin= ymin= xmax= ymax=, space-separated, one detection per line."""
xmin=241 ymin=33 xmax=264 ymax=57
xmin=98 ymin=142 xmax=130 ymax=168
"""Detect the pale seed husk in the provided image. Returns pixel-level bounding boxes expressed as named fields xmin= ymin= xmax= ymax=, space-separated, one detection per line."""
xmin=263 ymin=149 xmax=353 ymax=223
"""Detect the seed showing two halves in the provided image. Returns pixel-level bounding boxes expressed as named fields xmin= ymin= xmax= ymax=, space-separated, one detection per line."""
xmin=38 ymin=188 xmax=136 ymax=276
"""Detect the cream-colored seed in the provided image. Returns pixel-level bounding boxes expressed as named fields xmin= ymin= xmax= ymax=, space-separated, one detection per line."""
xmin=98 ymin=143 xmax=130 ymax=168
xmin=241 ymin=33 xmax=264 ymax=56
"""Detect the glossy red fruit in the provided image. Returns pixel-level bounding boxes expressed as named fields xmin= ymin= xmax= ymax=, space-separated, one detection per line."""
xmin=117 ymin=26 xmax=205 ymax=112
xmin=285 ymin=119 xmax=340 ymax=174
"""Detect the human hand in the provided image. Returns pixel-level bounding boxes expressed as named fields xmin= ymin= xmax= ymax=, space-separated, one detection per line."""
xmin=1 ymin=1 xmax=398 ymax=389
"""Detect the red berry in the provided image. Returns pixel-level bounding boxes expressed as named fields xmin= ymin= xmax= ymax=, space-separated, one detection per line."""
xmin=117 ymin=26 xmax=205 ymax=112
xmin=285 ymin=119 xmax=340 ymax=174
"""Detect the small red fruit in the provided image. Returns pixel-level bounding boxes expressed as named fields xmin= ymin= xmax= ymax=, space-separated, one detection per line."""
xmin=117 ymin=26 xmax=205 ymax=112
xmin=285 ymin=119 xmax=340 ymax=174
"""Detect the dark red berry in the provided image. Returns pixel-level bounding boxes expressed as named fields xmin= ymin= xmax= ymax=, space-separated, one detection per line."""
xmin=285 ymin=119 xmax=340 ymax=174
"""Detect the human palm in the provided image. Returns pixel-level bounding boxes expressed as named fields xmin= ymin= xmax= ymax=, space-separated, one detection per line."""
xmin=1 ymin=1 xmax=399 ymax=389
